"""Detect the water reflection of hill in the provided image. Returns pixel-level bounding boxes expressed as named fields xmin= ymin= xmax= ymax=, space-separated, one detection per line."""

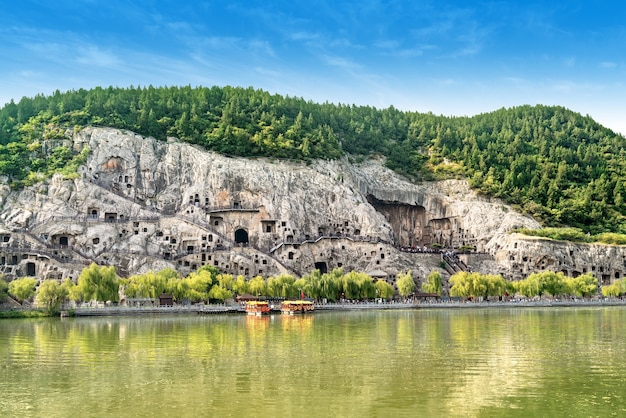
xmin=1 ymin=309 xmax=625 ymax=416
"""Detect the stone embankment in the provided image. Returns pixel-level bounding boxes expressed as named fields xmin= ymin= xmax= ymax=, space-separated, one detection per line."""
xmin=66 ymin=299 xmax=626 ymax=317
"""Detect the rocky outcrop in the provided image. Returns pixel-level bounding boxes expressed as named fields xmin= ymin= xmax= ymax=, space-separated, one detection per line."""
xmin=1 ymin=127 xmax=619 ymax=289
xmin=485 ymin=233 xmax=626 ymax=284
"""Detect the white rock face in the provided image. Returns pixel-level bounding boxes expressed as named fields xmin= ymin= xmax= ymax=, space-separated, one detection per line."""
xmin=1 ymin=127 xmax=618 ymax=288
xmin=485 ymin=233 xmax=626 ymax=283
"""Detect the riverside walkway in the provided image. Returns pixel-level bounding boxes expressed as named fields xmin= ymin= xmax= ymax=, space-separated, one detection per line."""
xmin=71 ymin=304 xmax=240 ymax=316
xmin=66 ymin=298 xmax=626 ymax=317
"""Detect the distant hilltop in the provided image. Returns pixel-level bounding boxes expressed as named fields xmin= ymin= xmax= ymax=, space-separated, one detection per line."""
xmin=1 ymin=85 xmax=625 ymax=236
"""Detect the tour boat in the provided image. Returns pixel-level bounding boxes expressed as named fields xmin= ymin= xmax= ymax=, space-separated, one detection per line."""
xmin=280 ymin=300 xmax=314 ymax=315
xmin=245 ymin=301 xmax=270 ymax=316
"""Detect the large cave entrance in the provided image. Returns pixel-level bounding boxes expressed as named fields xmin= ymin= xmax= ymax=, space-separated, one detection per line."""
xmin=367 ymin=195 xmax=427 ymax=247
xmin=234 ymin=228 xmax=249 ymax=244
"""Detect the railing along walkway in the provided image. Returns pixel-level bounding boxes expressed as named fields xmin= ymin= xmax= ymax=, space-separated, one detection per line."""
xmin=270 ymin=234 xmax=391 ymax=253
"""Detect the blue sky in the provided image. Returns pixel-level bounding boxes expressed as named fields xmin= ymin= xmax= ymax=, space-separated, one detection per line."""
xmin=1 ymin=1 xmax=625 ymax=133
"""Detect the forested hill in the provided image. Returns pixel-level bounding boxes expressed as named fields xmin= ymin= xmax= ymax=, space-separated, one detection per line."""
xmin=1 ymin=85 xmax=625 ymax=234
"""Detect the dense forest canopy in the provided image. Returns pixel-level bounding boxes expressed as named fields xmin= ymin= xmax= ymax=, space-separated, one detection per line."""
xmin=1 ymin=85 xmax=625 ymax=234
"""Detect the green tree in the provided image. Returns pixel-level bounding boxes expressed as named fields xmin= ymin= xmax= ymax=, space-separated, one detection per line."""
xmin=319 ymin=270 xmax=340 ymax=301
xmin=449 ymin=272 xmax=472 ymax=299
xmin=61 ymin=278 xmax=77 ymax=300
xmin=421 ymin=271 xmax=442 ymax=295
xmin=375 ymin=280 xmax=395 ymax=300
xmin=232 ymin=275 xmax=249 ymax=296
xmin=76 ymin=263 xmax=119 ymax=302
xmin=514 ymin=276 xmax=540 ymax=298
xmin=300 ymin=269 xmax=322 ymax=300
xmin=484 ymin=274 xmax=510 ymax=298
xmin=184 ymin=268 xmax=215 ymax=302
xmin=0 ymin=277 xmax=8 ymax=302
xmin=35 ymin=280 xmax=69 ymax=313
xmin=328 ymin=268 xmax=346 ymax=300
xmin=267 ymin=274 xmax=297 ymax=298
xmin=448 ymin=272 xmax=509 ymax=300
xmin=567 ymin=273 xmax=598 ymax=297
xmin=8 ymin=277 xmax=38 ymax=303
xmin=216 ymin=273 xmax=235 ymax=291
xmin=248 ymin=275 xmax=268 ymax=297
xmin=526 ymin=271 xmax=569 ymax=298
xmin=169 ymin=277 xmax=191 ymax=302
xmin=354 ymin=272 xmax=376 ymax=300
xmin=206 ymin=273 xmax=236 ymax=302
xmin=396 ymin=271 xmax=416 ymax=297
xmin=602 ymin=280 xmax=622 ymax=297
xmin=340 ymin=271 xmax=366 ymax=300
xmin=123 ymin=270 xmax=170 ymax=298
xmin=208 ymin=285 xmax=232 ymax=302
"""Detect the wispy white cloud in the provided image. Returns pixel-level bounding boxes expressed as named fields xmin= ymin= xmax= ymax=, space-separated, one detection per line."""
xmin=563 ymin=57 xmax=576 ymax=67
xmin=412 ymin=21 xmax=450 ymax=40
xmin=549 ymin=80 xmax=601 ymax=94
xmin=503 ymin=76 xmax=530 ymax=87
xmin=22 ymin=41 xmax=66 ymax=58
xmin=249 ymin=40 xmax=276 ymax=58
xmin=19 ymin=70 xmax=44 ymax=78
xmin=75 ymin=46 xmax=120 ymax=67
xmin=405 ymin=7 xmax=494 ymax=59
xmin=194 ymin=36 xmax=240 ymax=50
xmin=453 ymin=21 xmax=491 ymax=57
xmin=20 ymin=37 xmax=122 ymax=70
xmin=599 ymin=61 xmax=617 ymax=69
xmin=322 ymin=54 xmax=361 ymax=71
xmin=165 ymin=21 xmax=194 ymax=33
xmin=329 ymin=38 xmax=363 ymax=49
xmin=519 ymin=6 xmax=571 ymax=39
xmin=254 ymin=67 xmax=282 ymax=78
xmin=290 ymin=31 xmax=321 ymax=42
xmin=374 ymin=40 xmax=400 ymax=49
xmin=437 ymin=78 xmax=457 ymax=86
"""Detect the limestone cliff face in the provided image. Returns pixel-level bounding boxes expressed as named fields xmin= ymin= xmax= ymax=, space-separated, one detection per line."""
xmin=485 ymin=233 xmax=626 ymax=284
xmin=2 ymin=126 xmax=615 ymax=288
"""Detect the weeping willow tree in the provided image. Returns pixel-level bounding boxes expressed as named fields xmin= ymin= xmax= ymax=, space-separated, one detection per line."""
xmin=35 ymin=279 xmax=70 ymax=313
xmin=421 ymin=271 xmax=442 ymax=295
xmin=75 ymin=263 xmax=119 ymax=302
xmin=8 ymin=277 xmax=38 ymax=303
xmin=449 ymin=272 xmax=509 ymax=299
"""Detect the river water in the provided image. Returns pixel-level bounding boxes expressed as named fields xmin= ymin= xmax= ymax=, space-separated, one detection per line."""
xmin=1 ymin=307 xmax=625 ymax=417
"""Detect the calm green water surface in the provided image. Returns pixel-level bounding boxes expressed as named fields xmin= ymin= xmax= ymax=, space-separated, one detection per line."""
xmin=1 ymin=308 xmax=626 ymax=417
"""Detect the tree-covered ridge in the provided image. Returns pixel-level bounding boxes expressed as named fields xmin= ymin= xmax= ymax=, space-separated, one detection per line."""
xmin=436 ymin=106 xmax=626 ymax=233
xmin=1 ymin=85 xmax=625 ymax=234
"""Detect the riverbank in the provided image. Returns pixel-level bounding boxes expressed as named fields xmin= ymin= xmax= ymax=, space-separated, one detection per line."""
xmin=0 ymin=309 xmax=52 ymax=319
xmin=28 ymin=299 xmax=626 ymax=317
xmin=3 ymin=298 xmax=626 ymax=319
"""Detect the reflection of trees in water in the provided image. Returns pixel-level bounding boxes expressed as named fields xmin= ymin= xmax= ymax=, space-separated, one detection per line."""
xmin=2 ymin=309 xmax=626 ymax=416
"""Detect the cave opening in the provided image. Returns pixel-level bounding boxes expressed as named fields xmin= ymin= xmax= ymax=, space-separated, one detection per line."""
xmin=314 ymin=262 xmax=328 ymax=274
xmin=26 ymin=262 xmax=36 ymax=276
xmin=366 ymin=195 xmax=427 ymax=248
xmin=234 ymin=228 xmax=249 ymax=244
